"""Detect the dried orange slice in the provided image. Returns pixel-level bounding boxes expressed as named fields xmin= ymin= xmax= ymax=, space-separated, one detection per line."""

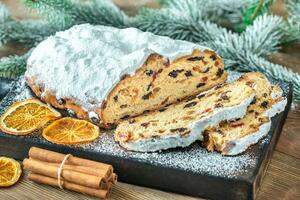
xmin=0 ymin=98 xmax=61 ymax=135
xmin=0 ymin=157 xmax=22 ymax=187
xmin=42 ymin=117 xmax=100 ymax=145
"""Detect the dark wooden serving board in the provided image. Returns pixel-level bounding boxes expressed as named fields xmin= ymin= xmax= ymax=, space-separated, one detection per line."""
xmin=0 ymin=77 xmax=292 ymax=200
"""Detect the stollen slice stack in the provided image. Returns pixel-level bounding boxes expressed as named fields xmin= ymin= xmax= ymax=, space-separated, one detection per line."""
xmin=115 ymin=73 xmax=256 ymax=152
xmin=203 ymin=72 xmax=287 ymax=155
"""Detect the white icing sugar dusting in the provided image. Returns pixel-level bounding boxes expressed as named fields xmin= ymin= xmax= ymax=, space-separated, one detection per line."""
xmin=0 ymin=71 xmax=288 ymax=178
xmin=25 ymin=24 xmax=212 ymax=113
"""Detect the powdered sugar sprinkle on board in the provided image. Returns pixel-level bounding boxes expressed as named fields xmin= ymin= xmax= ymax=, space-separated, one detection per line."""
xmin=0 ymin=71 xmax=289 ymax=178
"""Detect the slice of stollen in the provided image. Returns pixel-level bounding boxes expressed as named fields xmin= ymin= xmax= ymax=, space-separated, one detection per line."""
xmin=203 ymin=72 xmax=287 ymax=155
xmin=115 ymin=73 xmax=256 ymax=152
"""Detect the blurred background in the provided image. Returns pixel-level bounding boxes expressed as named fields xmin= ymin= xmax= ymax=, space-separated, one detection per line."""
xmin=0 ymin=0 xmax=299 ymax=73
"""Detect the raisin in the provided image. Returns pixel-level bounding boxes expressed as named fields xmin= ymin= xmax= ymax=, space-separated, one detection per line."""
xmin=215 ymin=85 xmax=222 ymax=90
xmin=142 ymin=92 xmax=152 ymax=100
xmin=197 ymin=93 xmax=206 ymax=99
xmin=217 ymin=130 xmax=224 ymax=135
xmin=180 ymin=131 xmax=191 ymax=137
xmin=113 ymin=95 xmax=118 ymax=102
xmin=216 ymin=68 xmax=224 ymax=77
xmin=144 ymin=69 xmax=154 ymax=76
xmin=260 ymin=101 xmax=268 ymax=108
xmin=120 ymin=104 xmax=127 ymax=108
xmin=246 ymin=81 xmax=255 ymax=87
xmin=161 ymin=97 xmax=169 ymax=105
xmin=215 ymin=103 xmax=223 ymax=108
xmin=168 ymin=69 xmax=184 ymax=78
xmin=159 ymin=108 xmax=167 ymax=112
xmin=163 ymin=58 xmax=170 ymax=67
xmin=203 ymin=67 xmax=210 ymax=73
xmin=184 ymin=101 xmax=197 ymax=108
xmin=250 ymin=97 xmax=256 ymax=104
xmin=187 ymin=56 xmax=204 ymax=61
xmin=90 ymin=117 xmax=100 ymax=124
xmin=210 ymin=54 xmax=217 ymax=61
xmin=186 ymin=95 xmax=196 ymax=102
xmin=141 ymin=122 xmax=150 ymax=128
xmin=57 ymin=98 xmax=65 ymax=105
xmin=168 ymin=70 xmax=178 ymax=78
xmin=202 ymin=77 xmax=208 ymax=81
xmin=184 ymin=70 xmax=193 ymax=77
xmin=143 ymin=110 xmax=150 ymax=114
xmin=248 ymin=110 xmax=254 ymax=113
xmin=121 ymin=115 xmax=130 ymax=120
xmin=196 ymin=83 xmax=206 ymax=88
xmin=146 ymin=84 xmax=152 ymax=91
xmin=152 ymin=135 xmax=160 ymax=139
xmin=165 ymin=103 xmax=172 ymax=107
xmin=106 ymin=123 xmax=115 ymax=128
xmin=220 ymin=93 xmax=229 ymax=100
xmin=120 ymin=74 xmax=130 ymax=80
xmin=170 ymin=128 xmax=188 ymax=132
xmin=255 ymin=111 xmax=260 ymax=117
xmin=262 ymin=93 xmax=268 ymax=98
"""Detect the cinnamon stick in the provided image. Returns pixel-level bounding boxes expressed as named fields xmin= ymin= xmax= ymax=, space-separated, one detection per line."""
xmin=23 ymin=158 xmax=106 ymax=189
xmin=29 ymin=147 xmax=113 ymax=177
xmin=110 ymin=173 xmax=118 ymax=184
xmin=28 ymin=173 xmax=109 ymax=199
xmin=44 ymin=161 xmax=110 ymax=181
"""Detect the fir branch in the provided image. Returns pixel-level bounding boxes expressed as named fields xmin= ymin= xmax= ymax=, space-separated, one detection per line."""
xmin=159 ymin=0 xmax=273 ymax=28
xmin=0 ymin=55 xmax=28 ymax=78
xmin=132 ymin=10 xmax=213 ymax=42
xmin=241 ymin=14 xmax=284 ymax=56
xmin=283 ymin=0 xmax=300 ymax=43
xmin=23 ymin=0 xmax=129 ymax=30
xmin=0 ymin=20 xmax=56 ymax=47
xmin=236 ymin=0 xmax=274 ymax=32
xmin=233 ymin=53 xmax=300 ymax=101
xmin=4 ymin=0 xmax=295 ymax=101
xmin=159 ymin=0 xmax=252 ymax=24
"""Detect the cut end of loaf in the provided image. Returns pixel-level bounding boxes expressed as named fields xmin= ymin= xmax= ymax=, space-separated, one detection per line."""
xmin=101 ymin=49 xmax=227 ymax=127
xmin=202 ymin=73 xmax=287 ymax=156
xmin=114 ymin=74 xmax=256 ymax=152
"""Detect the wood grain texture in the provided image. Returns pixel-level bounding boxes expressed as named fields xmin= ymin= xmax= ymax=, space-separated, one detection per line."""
xmin=1 ymin=0 xmax=300 ymax=199
xmin=2 ymin=169 xmax=201 ymax=200
xmin=276 ymin=104 xmax=300 ymax=159
xmin=257 ymin=152 xmax=300 ymax=200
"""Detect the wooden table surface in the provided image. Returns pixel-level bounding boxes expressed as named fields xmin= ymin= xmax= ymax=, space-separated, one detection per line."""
xmin=1 ymin=1 xmax=300 ymax=199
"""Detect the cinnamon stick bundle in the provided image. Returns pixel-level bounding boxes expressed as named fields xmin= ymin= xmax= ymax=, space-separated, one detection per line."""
xmin=28 ymin=173 xmax=109 ymax=199
xmin=24 ymin=147 xmax=117 ymax=199
xmin=29 ymin=147 xmax=113 ymax=179
xmin=23 ymin=159 xmax=105 ymax=189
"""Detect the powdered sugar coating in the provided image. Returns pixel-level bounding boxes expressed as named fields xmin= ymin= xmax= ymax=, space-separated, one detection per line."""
xmin=25 ymin=24 xmax=212 ymax=114
xmin=0 ymin=72 xmax=289 ymax=178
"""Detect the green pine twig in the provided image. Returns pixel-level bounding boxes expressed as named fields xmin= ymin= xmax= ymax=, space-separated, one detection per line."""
xmin=0 ymin=55 xmax=27 ymax=78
